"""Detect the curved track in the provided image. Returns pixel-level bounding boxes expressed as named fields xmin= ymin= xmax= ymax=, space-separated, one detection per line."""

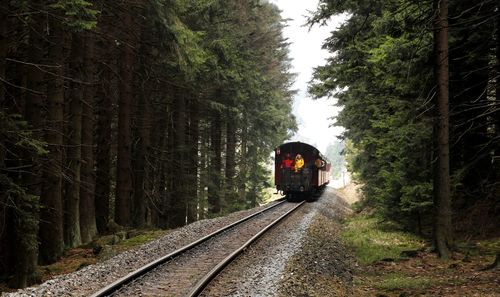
xmin=91 ymin=200 xmax=304 ymax=297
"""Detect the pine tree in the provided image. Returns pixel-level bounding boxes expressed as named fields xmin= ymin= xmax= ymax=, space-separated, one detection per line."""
xmin=39 ymin=9 xmax=65 ymax=264
xmin=79 ymin=32 xmax=97 ymax=243
xmin=64 ymin=32 xmax=84 ymax=248
xmin=94 ymin=10 xmax=113 ymax=233
xmin=115 ymin=8 xmax=134 ymax=227
xmin=433 ymin=0 xmax=452 ymax=259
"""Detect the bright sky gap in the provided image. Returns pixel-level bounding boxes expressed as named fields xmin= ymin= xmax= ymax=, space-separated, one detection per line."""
xmin=271 ymin=0 xmax=346 ymax=152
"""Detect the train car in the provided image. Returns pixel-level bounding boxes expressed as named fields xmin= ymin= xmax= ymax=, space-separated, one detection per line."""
xmin=274 ymin=141 xmax=331 ymax=201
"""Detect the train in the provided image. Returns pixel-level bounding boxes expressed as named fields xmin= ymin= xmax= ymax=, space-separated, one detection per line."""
xmin=274 ymin=141 xmax=331 ymax=201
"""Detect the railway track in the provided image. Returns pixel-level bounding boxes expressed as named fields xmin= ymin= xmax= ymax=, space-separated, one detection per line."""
xmin=91 ymin=200 xmax=305 ymax=297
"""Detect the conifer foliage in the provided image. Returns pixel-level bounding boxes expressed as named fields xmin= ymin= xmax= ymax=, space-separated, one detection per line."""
xmin=309 ymin=0 xmax=499 ymax=254
xmin=0 ymin=0 xmax=295 ymax=287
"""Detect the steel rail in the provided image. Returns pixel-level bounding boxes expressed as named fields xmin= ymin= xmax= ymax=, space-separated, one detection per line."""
xmin=187 ymin=200 xmax=306 ymax=297
xmin=91 ymin=199 xmax=287 ymax=297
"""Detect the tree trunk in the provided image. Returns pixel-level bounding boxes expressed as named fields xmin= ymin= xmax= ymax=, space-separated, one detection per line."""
xmin=150 ymin=96 xmax=169 ymax=227
xmin=64 ymin=33 xmax=84 ymax=248
xmin=247 ymin=145 xmax=258 ymax=208
xmin=208 ymin=111 xmax=222 ymax=215
xmin=485 ymin=253 xmax=500 ymax=270
xmin=0 ymin=0 xmax=6 ymax=107
xmin=115 ymin=12 xmax=134 ymax=226
xmin=158 ymin=99 xmax=172 ymax=228
xmin=169 ymin=91 xmax=187 ymax=227
xmin=94 ymin=67 xmax=112 ymax=233
xmin=79 ymin=33 xmax=97 ymax=243
xmin=238 ymin=125 xmax=248 ymax=206
xmin=0 ymin=2 xmax=7 ymax=277
xmin=93 ymin=8 xmax=114 ymax=233
xmin=225 ymin=116 xmax=237 ymax=210
xmin=496 ymin=3 xmax=500 ymax=161
xmin=14 ymin=0 xmax=44 ymax=284
xmin=433 ymin=0 xmax=452 ymax=259
xmin=132 ymin=86 xmax=150 ymax=228
xmin=198 ymin=124 xmax=209 ymax=220
xmin=157 ymin=160 xmax=168 ymax=228
xmin=39 ymin=17 xmax=65 ymax=264
xmin=187 ymin=96 xmax=199 ymax=223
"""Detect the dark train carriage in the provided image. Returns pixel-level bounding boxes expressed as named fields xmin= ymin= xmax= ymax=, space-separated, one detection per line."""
xmin=274 ymin=141 xmax=331 ymax=200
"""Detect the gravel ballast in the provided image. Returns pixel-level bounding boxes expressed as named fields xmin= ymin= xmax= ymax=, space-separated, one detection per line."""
xmin=3 ymin=202 xmax=282 ymax=297
xmin=200 ymin=201 xmax=316 ymax=297
xmin=201 ymin=187 xmax=356 ymax=296
xmin=278 ymin=190 xmax=357 ymax=297
xmin=4 ymin=188 xmax=356 ymax=297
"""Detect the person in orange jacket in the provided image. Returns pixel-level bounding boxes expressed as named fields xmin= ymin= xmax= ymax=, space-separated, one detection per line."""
xmin=281 ymin=153 xmax=294 ymax=169
xmin=281 ymin=153 xmax=294 ymax=185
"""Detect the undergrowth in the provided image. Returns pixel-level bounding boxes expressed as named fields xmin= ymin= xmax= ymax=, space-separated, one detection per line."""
xmin=341 ymin=215 xmax=425 ymax=264
xmin=342 ymin=212 xmax=500 ymax=296
xmin=374 ymin=273 xmax=434 ymax=291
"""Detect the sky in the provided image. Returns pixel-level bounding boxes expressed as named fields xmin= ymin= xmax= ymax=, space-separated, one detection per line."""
xmin=270 ymin=0 xmax=346 ymax=152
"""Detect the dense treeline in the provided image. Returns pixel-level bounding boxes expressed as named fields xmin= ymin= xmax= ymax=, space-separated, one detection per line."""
xmin=0 ymin=0 xmax=296 ymax=287
xmin=310 ymin=0 xmax=499 ymax=254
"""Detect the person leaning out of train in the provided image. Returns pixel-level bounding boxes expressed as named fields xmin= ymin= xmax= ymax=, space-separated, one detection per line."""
xmin=281 ymin=153 xmax=294 ymax=169
xmin=294 ymin=154 xmax=304 ymax=172
xmin=315 ymin=158 xmax=325 ymax=168
xmin=281 ymin=153 xmax=293 ymax=185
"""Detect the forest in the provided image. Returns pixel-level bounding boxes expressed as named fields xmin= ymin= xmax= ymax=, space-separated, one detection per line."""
xmin=309 ymin=0 xmax=499 ymax=259
xmin=2 ymin=0 xmax=499 ymax=291
xmin=0 ymin=0 xmax=297 ymax=288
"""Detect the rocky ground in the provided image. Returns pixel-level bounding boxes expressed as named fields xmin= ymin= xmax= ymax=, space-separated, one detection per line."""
xmin=277 ymin=188 xmax=357 ymax=297
xmin=2 ymin=201 xmax=286 ymax=296
xmin=6 ymin=182 xmax=495 ymax=297
xmin=201 ymin=186 xmax=357 ymax=296
xmin=2 ymin=187 xmax=357 ymax=297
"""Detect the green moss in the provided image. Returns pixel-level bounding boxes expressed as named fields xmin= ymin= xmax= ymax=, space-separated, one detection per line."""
xmin=477 ymin=238 xmax=500 ymax=254
xmin=43 ymin=264 xmax=66 ymax=274
xmin=375 ymin=273 xmax=434 ymax=291
xmin=119 ymin=230 xmax=169 ymax=247
xmin=341 ymin=215 xmax=425 ymax=264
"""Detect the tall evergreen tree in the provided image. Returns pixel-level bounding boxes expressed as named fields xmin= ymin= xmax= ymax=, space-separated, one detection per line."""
xmin=433 ymin=0 xmax=452 ymax=259
xmin=115 ymin=8 xmax=134 ymax=227
xmin=79 ymin=32 xmax=97 ymax=243
xmin=64 ymin=32 xmax=84 ymax=248
xmin=39 ymin=8 xmax=65 ymax=264
xmin=94 ymin=9 xmax=113 ymax=233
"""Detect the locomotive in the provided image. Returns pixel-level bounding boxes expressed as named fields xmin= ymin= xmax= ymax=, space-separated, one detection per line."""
xmin=274 ymin=141 xmax=331 ymax=201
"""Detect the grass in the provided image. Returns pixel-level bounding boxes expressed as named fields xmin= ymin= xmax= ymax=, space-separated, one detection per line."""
xmin=342 ymin=216 xmax=438 ymax=293
xmin=342 ymin=213 xmax=500 ymax=296
xmin=341 ymin=215 xmax=425 ymax=264
xmin=374 ymin=273 xmax=434 ymax=291
xmin=39 ymin=248 xmax=96 ymax=279
xmin=119 ymin=230 xmax=169 ymax=247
